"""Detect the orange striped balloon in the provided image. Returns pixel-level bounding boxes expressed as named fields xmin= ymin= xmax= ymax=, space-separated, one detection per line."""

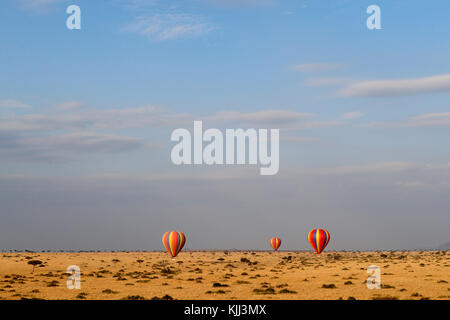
xmin=162 ymin=231 xmax=186 ymax=257
xmin=308 ymin=228 xmax=330 ymax=254
xmin=270 ymin=237 xmax=281 ymax=251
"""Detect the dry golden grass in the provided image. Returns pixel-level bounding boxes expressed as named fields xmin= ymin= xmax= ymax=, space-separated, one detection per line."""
xmin=0 ymin=251 xmax=448 ymax=300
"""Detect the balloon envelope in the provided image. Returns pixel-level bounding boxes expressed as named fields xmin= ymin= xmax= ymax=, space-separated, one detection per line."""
xmin=270 ymin=237 xmax=281 ymax=251
xmin=162 ymin=231 xmax=186 ymax=257
xmin=308 ymin=229 xmax=330 ymax=254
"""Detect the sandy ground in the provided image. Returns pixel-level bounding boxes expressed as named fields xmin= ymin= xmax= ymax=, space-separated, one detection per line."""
xmin=0 ymin=251 xmax=448 ymax=300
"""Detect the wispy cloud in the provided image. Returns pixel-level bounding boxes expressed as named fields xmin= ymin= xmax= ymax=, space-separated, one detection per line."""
xmin=123 ymin=13 xmax=215 ymax=40
xmin=206 ymin=109 xmax=313 ymax=125
xmin=292 ymin=63 xmax=343 ymax=72
xmin=405 ymin=112 xmax=450 ymax=127
xmin=0 ymin=131 xmax=145 ymax=162
xmin=360 ymin=112 xmax=450 ymax=128
xmin=0 ymin=99 xmax=31 ymax=108
xmin=403 ymin=112 xmax=450 ymax=127
xmin=0 ymin=105 xmax=190 ymax=133
xmin=341 ymin=111 xmax=364 ymax=120
xmin=204 ymin=110 xmax=343 ymax=130
xmin=0 ymin=102 xmax=351 ymax=162
xmin=340 ymin=74 xmax=450 ymax=97
xmin=0 ymin=105 xmax=340 ymax=133
xmin=54 ymin=101 xmax=83 ymax=111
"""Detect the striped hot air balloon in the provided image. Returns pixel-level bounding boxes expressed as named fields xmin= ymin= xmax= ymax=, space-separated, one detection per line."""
xmin=270 ymin=237 xmax=281 ymax=251
xmin=308 ymin=228 xmax=330 ymax=254
xmin=162 ymin=231 xmax=186 ymax=258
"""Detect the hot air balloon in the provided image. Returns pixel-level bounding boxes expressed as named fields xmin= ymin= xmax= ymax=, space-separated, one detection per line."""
xmin=162 ymin=231 xmax=186 ymax=258
xmin=308 ymin=228 xmax=330 ymax=254
xmin=270 ymin=237 xmax=281 ymax=251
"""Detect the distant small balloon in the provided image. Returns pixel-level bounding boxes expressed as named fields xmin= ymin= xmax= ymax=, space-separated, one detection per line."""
xmin=162 ymin=231 xmax=186 ymax=257
xmin=308 ymin=228 xmax=330 ymax=254
xmin=270 ymin=237 xmax=281 ymax=251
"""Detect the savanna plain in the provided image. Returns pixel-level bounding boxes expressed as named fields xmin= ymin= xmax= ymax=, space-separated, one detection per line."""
xmin=0 ymin=251 xmax=448 ymax=300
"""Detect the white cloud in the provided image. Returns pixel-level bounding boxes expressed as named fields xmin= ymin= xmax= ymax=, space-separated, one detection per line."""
xmin=0 ymin=106 xmax=336 ymax=132
xmin=23 ymin=132 xmax=144 ymax=153
xmin=360 ymin=112 xmax=450 ymax=128
xmin=0 ymin=103 xmax=347 ymax=162
xmin=123 ymin=13 xmax=215 ymax=40
xmin=0 ymin=106 xmax=191 ymax=132
xmin=388 ymin=112 xmax=450 ymax=128
xmin=206 ymin=109 xmax=313 ymax=125
xmin=403 ymin=112 xmax=450 ymax=127
xmin=54 ymin=101 xmax=83 ymax=111
xmin=340 ymin=74 xmax=450 ymax=97
xmin=0 ymin=131 xmax=145 ymax=162
xmin=341 ymin=111 xmax=364 ymax=120
xmin=203 ymin=110 xmax=343 ymax=131
xmin=0 ymin=99 xmax=31 ymax=108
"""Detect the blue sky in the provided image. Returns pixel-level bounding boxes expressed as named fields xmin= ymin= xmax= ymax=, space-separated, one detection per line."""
xmin=0 ymin=0 xmax=449 ymax=250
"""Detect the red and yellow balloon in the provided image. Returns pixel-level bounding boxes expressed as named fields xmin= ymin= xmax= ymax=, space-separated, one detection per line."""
xmin=270 ymin=237 xmax=281 ymax=251
xmin=308 ymin=228 xmax=330 ymax=254
xmin=162 ymin=231 xmax=186 ymax=257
